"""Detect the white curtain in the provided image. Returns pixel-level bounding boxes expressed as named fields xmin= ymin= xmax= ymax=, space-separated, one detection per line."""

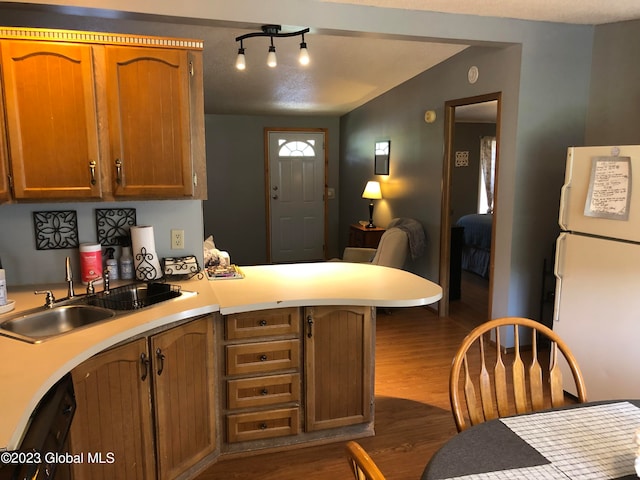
xmin=479 ymin=136 xmax=496 ymax=214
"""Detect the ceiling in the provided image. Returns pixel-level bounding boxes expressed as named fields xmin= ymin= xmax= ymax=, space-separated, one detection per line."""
xmin=201 ymin=0 xmax=640 ymax=116
xmin=321 ymin=0 xmax=640 ymax=25
xmin=7 ymin=1 xmax=640 ymax=117
xmin=204 ymin=26 xmax=468 ymax=116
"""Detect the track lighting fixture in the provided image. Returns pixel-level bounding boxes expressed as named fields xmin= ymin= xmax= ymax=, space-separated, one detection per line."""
xmin=235 ymin=24 xmax=310 ymax=70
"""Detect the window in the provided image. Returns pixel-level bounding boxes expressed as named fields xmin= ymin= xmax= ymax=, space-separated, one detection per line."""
xmin=478 ymin=136 xmax=496 ymax=214
xmin=278 ymin=139 xmax=316 ymax=157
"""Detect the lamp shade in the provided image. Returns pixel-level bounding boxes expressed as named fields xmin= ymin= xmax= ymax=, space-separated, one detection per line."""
xmin=362 ymin=181 xmax=382 ymax=200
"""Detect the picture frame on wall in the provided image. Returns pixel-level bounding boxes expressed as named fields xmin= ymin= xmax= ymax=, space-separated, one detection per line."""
xmin=375 ymin=140 xmax=390 ymax=175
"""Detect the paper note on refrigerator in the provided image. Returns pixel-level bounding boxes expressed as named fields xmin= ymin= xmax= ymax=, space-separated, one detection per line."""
xmin=584 ymin=156 xmax=631 ymax=220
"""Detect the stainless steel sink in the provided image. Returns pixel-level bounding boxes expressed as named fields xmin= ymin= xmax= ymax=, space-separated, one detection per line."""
xmin=87 ymin=282 xmax=183 ymax=311
xmin=0 ymin=282 xmax=195 ymax=344
xmin=0 ymin=305 xmax=116 ymax=343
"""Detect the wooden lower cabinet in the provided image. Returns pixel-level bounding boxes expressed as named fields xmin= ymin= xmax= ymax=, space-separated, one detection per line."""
xmin=69 ymin=316 xmax=215 ymax=480
xmin=221 ymin=306 xmax=374 ymax=452
xmin=67 ymin=306 xmax=374 ymax=477
xmin=222 ymin=309 xmax=302 ymax=447
xmin=304 ymin=306 xmax=374 ymax=431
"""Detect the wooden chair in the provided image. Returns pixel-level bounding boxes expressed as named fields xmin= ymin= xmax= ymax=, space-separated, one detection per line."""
xmin=449 ymin=317 xmax=587 ymax=432
xmin=345 ymin=441 xmax=386 ymax=480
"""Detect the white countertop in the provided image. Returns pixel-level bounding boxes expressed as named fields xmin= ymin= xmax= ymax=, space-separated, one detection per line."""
xmin=212 ymin=262 xmax=443 ymax=314
xmin=0 ymin=262 xmax=441 ymax=450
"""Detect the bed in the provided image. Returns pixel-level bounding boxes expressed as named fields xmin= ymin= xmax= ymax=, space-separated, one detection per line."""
xmin=455 ymin=213 xmax=492 ymax=279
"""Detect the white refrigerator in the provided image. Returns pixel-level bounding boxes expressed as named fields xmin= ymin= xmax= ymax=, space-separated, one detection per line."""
xmin=554 ymin=145 xmax=640 ymax=401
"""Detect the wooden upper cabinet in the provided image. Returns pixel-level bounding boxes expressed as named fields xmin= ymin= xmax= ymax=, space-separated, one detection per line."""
xmin=105 ymin=46 xmax=194 ymax=198
xmin=0 ymin=60 xmax=10 ymax=204
xmin=0 ymin=40 xmax=102 ymax=200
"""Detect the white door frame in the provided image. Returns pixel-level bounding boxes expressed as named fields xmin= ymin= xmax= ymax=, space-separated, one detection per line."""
xmin=264 ymin=127 xmax=329 ymax=263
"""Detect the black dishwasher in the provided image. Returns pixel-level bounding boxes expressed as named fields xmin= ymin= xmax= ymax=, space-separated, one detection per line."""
xmin=0 ymin=374 xmax=75 ymax=480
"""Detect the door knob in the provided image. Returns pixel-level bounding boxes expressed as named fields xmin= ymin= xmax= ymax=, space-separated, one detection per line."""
xmin=272 ymin=194 xmax=279 ymax=199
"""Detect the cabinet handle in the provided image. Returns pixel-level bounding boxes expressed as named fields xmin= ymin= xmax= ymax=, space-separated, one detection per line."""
xmin=261 ymin=388 xmax=269 ymax=396
xmin=259 ymin=319 xmax=267 ymax=327
xmin=259 ymin=423 xmax=268 ymax=430
xmin=307 ymin=315 xmax=314 ymax=338
xmin=115 ymin=159 xmax=122 ymax=185
xmin=89 ymin=160 xmax=97 ymax=185
xmin=259 ymin=354 xmax=268 ymax=362
xmin=140 ymin=352 xmax=150 ymax=381
xmin=156 ymin=348 xmax=165 ymax=376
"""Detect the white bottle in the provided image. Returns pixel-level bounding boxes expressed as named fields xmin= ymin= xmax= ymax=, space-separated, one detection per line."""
xmin=119 ymin=246 xmax=134 ymax=280
xmin=0 ymin=267 xmax=7 ymax=306
xmin=105 ymin=248 xmax=119 ymax=281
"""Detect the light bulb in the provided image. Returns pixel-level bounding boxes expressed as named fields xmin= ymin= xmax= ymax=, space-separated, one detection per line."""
xmin=267 ymin=45 xmax=277 ymax=68
xmin=235 ymin=48 xmax=246 ymax=70
xmin=299 ymin=42 xmax=310 ymax=66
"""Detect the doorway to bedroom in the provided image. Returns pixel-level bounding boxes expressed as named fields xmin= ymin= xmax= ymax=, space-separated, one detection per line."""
xmin=438 ymin=92 xmax=500 ymax=327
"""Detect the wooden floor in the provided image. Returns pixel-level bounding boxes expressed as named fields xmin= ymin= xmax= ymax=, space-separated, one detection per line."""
xmin=197 ymin=273 xmax=489 ymax=480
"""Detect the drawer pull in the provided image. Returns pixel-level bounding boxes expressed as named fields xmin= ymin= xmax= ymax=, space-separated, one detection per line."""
xmin=115 ymin=159 xmax=123 ymax=185
xmin=307 ymin=315 xmax=314 ymax=338
xmin=89 ymin=160 xmax=97 ymax=185
xmin=261 ymin=388 xmax=269 ymax=396
xmin=259 ymin=354 xmax=268 ymax=362
xmin=259 ymin=423 xmax=268 ymax=430
xmin=140 ymin=352 xmax=150 ymax=381
xmin=156 ymin=348 xmax=166 ymax=376
xmin=259 ymin=319 xmax=268 ymax=326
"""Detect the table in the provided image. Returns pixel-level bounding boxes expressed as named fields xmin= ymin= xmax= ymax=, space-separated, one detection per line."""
xmin=348 ymin=223 xmax=385 ymax=248
xmin=423 ymin=401 xmax=640 ymax=480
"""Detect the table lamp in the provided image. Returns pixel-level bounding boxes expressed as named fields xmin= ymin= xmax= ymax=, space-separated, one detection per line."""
xmin=362 ymin=181 xmax=382 ymax=228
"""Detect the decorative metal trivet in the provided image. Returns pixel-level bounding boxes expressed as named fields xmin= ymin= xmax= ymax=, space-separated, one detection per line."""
xmin=33 ymin=210 xmax=79 ymax=250
xmin=96 ymin=208 xmax=137 ymax=246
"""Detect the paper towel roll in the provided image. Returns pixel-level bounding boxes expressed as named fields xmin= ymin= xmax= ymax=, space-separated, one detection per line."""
xmin=130 ymin=225 xmax=162 ymax=280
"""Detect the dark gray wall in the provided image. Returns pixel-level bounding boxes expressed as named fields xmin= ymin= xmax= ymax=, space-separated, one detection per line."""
xmin=339 ymin=39 xmax=591 ymax=320
xmin=339 ymin=46 xmax=521 ymax=281
xmin=586 ymin=19 xmax=640 ymax=145
xmin=203 ymin=115 xmax=341 ymax=265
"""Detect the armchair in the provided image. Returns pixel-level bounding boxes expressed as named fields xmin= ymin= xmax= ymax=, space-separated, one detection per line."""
xmin=342 ymin=227 xmax=409 ymax=269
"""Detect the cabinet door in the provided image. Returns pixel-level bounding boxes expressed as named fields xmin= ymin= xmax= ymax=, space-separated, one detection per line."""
xmin=0 ymin=57 xmax=10 ymax=203
xmin=151 ymin=316 xmax=216 ymax=479
xmin=304 ymin=306 xmax=374 ymax=431
xmin=105 ymin=46 xmax=193 ymax=198
xmin=69 ymin=338 xmax=155 ymax=480
xmin=1 ymin=40 xmax=102 ymax=199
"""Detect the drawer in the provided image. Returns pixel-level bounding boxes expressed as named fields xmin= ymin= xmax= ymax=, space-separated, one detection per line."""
xmin=227 ymin=407 xmax=299 ymax=443
xmin=225 ymin=308 xmax=300 ymax=340
xmin=226 ymin=339 xmax=300 ymax=376
xmin=228 ymin=373 xmax=300 ymax=409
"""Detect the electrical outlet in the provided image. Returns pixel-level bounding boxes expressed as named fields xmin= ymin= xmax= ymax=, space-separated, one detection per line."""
xmin=171 ymin=229 xmax=185 ymax=249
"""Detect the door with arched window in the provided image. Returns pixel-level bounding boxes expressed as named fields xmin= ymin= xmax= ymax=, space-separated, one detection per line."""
xmin=266 ymin=130 xmax=327 ymax=263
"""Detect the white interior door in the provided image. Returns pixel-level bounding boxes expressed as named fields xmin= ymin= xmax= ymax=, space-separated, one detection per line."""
xmin=268 ymin=131 xmax=325 ymax=263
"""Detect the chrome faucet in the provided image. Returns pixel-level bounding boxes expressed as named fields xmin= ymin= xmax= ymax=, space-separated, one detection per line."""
xmin=34 ymin=290 xmax=56 ymax=308
xmin=65 ymin=256 xmax=75 ymax=299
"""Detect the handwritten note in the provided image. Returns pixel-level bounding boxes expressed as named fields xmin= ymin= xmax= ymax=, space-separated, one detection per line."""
xmin=584 ymin=157 xmax=631 ymax=220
